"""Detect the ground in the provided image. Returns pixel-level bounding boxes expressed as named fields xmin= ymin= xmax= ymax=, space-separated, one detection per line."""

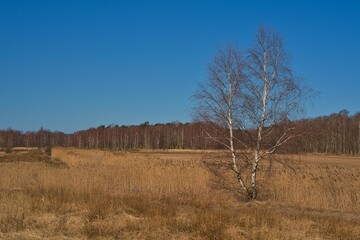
xmin=0 ymin=148 xmax=359 ymax=239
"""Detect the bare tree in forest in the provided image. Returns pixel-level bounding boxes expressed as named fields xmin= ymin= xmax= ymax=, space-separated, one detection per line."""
xmin=193 ymin=26 xmax=313 ymax=199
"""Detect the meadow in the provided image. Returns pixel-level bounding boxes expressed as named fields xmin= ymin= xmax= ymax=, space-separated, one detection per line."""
xmin=0 ymin=147 xmax=359 ymax=239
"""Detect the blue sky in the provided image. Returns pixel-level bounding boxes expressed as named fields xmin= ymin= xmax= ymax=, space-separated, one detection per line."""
xmin=1 ymin=0 xmax=359 ymax=133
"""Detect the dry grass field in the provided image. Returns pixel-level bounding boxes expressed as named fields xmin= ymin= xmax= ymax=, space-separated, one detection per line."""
xmin=0 ymin=147 xmax=360 ymax=239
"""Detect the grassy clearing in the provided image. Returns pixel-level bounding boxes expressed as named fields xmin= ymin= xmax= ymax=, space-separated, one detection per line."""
xmin=0 ymin=148 xmax=359 ymax=239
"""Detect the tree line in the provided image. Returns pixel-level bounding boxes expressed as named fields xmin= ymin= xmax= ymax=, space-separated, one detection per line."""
xmin=0 ymin=122 xmax=219 ymax=151
xmin=0 ymin=110 xmax=359 ymax=155
xmin=292 ymin=110 xmax=360 ymax=155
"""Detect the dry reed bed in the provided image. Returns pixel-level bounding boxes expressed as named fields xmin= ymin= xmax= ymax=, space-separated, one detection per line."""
xmin=0 ymin=148 xmax=359 ymax=239
xmin=267 ymin=155 xmax=360 ymax=212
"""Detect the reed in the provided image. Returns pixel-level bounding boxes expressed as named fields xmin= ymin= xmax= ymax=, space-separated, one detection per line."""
xmin=0 ymin=148 xmax=359 ymax=239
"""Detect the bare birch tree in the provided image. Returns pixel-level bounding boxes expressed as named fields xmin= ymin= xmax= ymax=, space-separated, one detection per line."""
xmin=243 ymin=26 xmax=313 ymax=199
xmin=193 ymin=26 xmax=313 ymax=199
xmin=192 ymin=45 xmax=249 ymax=194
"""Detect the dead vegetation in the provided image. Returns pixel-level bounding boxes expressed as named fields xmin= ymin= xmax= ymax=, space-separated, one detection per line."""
xmin=0 ymin=148 xmax=67 ymax=168
xmin=0 ymin=148 xmax=359 ymax=239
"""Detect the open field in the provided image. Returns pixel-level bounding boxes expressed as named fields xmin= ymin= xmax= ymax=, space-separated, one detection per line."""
xmin=0 ymin=148 xmax=360 ymax=239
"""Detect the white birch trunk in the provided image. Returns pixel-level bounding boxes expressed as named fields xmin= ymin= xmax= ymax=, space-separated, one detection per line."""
xmin=251 ymin=150 xmax=260 ymax=199
xmin=251 ymin=51 xmax=268 ymax=199
xmin=228 ymin=114 xmax=248 ymax=194
xmin=227 ymin=83 xmax=248 ymax=195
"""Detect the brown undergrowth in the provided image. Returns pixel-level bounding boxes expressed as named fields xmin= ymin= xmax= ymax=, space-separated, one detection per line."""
xmin=0 ymin=148 xmax=359 ymax=239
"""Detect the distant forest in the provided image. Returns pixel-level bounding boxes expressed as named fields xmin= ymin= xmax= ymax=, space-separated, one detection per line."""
xmin=1 ymin=110 xmax=359 ymax=155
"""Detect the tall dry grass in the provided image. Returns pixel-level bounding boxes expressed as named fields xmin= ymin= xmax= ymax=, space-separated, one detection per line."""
xmin=268 ymin=156 xmax=360 ymax=212
xmin=0 ymin=148 xmax=359 ymax=239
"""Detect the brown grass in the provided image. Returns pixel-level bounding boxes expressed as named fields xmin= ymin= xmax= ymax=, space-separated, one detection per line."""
xmin=0 ymin=148 xmax=359 ymax=239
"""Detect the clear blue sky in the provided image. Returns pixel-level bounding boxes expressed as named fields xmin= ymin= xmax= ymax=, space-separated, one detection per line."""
xmin=1 ymin=0 xmax=359 ymax=133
